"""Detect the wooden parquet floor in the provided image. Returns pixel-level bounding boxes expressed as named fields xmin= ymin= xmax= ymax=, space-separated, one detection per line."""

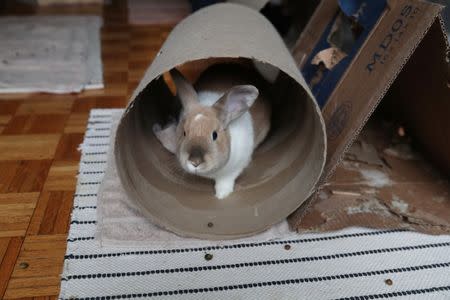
xmin=0 ymin=1 xmax=177 ymax=298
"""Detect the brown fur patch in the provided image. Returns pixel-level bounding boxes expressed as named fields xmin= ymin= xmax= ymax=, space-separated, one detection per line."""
xmin=177 ymin=105 xmax=230 ymax=174
xmin=194 ymin=63 xmax=271 ymax=147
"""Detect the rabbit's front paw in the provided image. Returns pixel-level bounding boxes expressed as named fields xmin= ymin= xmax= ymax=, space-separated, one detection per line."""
xmin=215 ymin=178 xmax=235 ymax=199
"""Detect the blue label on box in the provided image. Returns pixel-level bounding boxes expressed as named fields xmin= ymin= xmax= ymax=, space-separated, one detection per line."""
xmin=301 ymin=0 xmax=387 ymax=107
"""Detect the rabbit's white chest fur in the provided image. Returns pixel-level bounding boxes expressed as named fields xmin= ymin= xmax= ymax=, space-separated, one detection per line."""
xmin=197 ymin=90 xmax=255 ymax=199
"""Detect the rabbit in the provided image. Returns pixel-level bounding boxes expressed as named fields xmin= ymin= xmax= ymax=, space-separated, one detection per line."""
xmin=153 ymin=63 xmax=271 ymax=199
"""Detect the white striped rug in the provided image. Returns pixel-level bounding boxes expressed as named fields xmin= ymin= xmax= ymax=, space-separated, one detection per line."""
xmin=59 ymin=109 xmax=450 ymax=300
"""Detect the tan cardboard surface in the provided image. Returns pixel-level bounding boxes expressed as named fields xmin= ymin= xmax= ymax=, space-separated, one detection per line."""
xmin=320 ymin=0 xmax=443 ymax=180
xmin=114 ymin=3 xmax=326 ymax=239
xmin=296 ymin=117 xmax=450 ymax=234
xmin=383 ymin=19 xmax=450 ymax=176
xmin=289 ymin=0 xmax=447 ymax=233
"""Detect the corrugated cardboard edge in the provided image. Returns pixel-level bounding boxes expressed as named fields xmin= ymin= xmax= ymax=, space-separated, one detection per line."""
xmin=288 ymin=0 xmax=446 ymax=231
xmin=437 ymin=14 xmax=450 ymax=50
xmin=114 ymin=3 xmax=327 ymax=239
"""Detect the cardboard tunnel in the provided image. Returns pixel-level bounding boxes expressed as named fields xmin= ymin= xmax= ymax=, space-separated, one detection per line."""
xmin=114 ymin=3 xmax=327 ymax=239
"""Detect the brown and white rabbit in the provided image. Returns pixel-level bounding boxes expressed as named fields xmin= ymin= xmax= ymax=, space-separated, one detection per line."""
xmin=153 ymin=63 xmax=271 ymax=199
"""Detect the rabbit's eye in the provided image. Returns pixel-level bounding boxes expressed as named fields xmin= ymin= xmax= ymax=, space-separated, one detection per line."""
xmin=212 ymin=131 xmax=218 ymax=141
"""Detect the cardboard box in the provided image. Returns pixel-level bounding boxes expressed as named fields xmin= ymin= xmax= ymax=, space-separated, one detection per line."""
xmin=289 ymin=0 xmax=449 ymax=230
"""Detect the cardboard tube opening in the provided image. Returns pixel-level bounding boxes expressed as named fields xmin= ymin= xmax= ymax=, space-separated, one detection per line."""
xmin=114 ymin=3 xmax=326 ymax=239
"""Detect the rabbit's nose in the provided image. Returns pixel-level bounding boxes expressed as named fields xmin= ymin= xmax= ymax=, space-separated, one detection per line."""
xmin=189 ymin=147 xmax=205 ymax=167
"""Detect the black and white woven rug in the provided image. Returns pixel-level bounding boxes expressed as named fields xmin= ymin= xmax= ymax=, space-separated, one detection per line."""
xmin=59 ymin=109 xmax=450 ymax=300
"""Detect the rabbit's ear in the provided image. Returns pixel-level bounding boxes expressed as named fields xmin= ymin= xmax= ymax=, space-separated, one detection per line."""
xmin=153 ymin=121 xmax=177 ymax=154
xmin=214 ymin=85 xmax=258 ymax=127
xmin=169 ymin=68 xmax=198 ymax=109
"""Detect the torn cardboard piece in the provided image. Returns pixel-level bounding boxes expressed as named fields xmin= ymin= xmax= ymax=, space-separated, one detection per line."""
xmin=311 ymin=47 xmax=347 ymax=70
xmin=297 ymin=119 xmax=450 ymax=235
xmin=383 ymin=143 xmax=419 ymax=160
xmin=345 ymin=139 xmax=384 ymax=167
xmin=114 ymin=3 xmax=326 ymax=240
xmin=327 ymin=12 xmax=360 ymax=54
